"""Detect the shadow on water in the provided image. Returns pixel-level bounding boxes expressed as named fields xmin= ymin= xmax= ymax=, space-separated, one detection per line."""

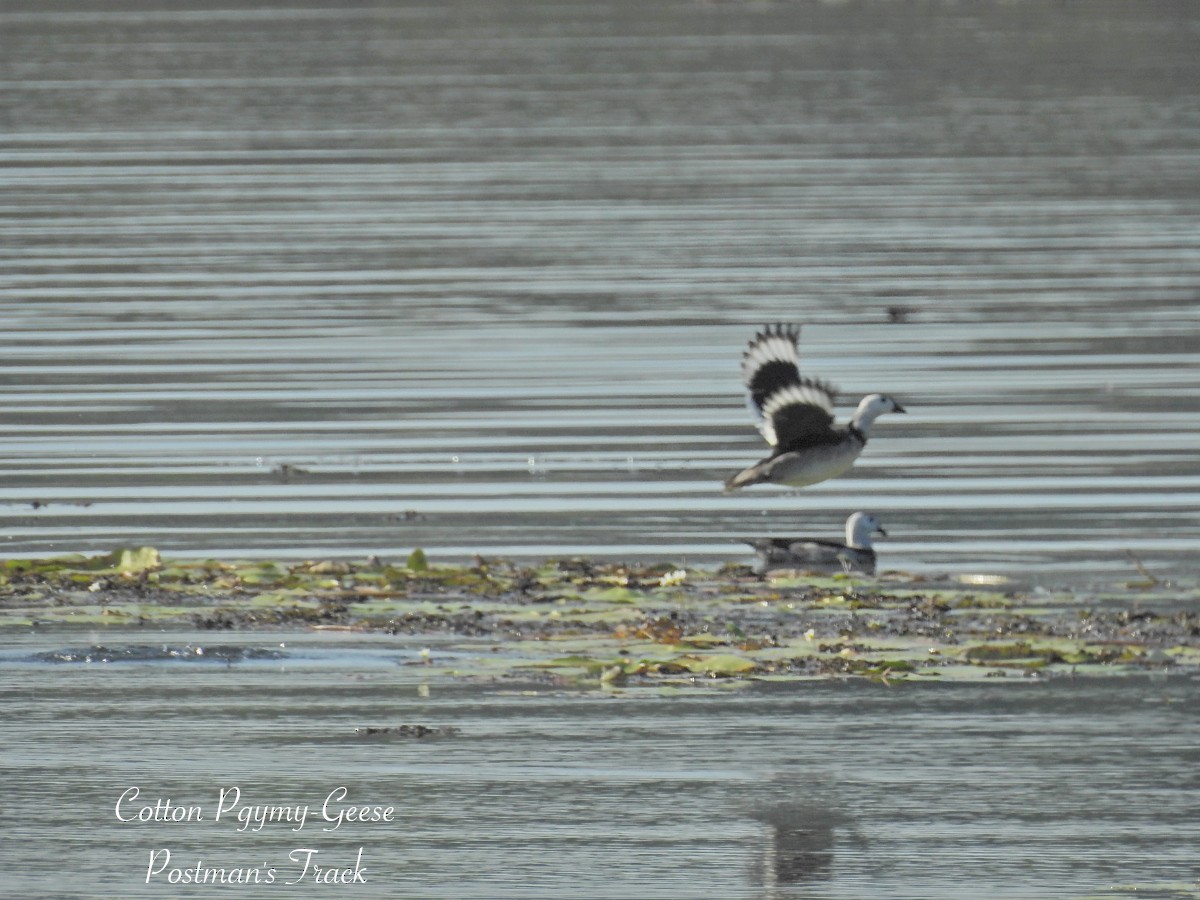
xmin=749 ymin=800 xmax=857 ymax=892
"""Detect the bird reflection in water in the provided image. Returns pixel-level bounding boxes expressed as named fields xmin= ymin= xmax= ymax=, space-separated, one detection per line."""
xmin=749 ymin=802 xmax=856 ymax=895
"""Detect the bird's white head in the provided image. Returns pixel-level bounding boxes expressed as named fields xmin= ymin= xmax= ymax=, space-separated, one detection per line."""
xmin=845 ymin=512 xmax=887 ymax=549
xmin=851 ymin=393 xmax=906 ymax=436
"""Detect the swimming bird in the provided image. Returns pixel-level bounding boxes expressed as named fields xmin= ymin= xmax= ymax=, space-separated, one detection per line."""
xmin=724 ymin=324 xmax=905 ymax=492
xmin=743 ymin=511 xmax=887 ymax=576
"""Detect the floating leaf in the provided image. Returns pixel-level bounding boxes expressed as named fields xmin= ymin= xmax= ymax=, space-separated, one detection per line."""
xmin=670 ymin=653 xmax=758 ymax=676
xmin=678 ymin=633 xmax=729 ymax=648
xmin=962 ymin=642 xmax=1037 ymax=661
xmin=238 ymin=562 xmax=288 ymax=586
xmin=530 ymin=654 xmax=609 ymax=673
xmin=248 ymin=590 xmax=316 ymax=608
xmin=582 ymin=586 xmax=641 ymax=604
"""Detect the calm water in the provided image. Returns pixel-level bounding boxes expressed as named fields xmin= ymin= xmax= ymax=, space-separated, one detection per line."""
xmin=4 ymin=629 xmax=1200 ymax=899
xmin=2 ymin=4 xmax=1200 ymax=892
xmin=1 ymin=1 xmax=1199 ymax=584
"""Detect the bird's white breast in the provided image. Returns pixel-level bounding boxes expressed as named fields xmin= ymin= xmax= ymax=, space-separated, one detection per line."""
xmin=771 ymin=441 xmax=862 ymax=487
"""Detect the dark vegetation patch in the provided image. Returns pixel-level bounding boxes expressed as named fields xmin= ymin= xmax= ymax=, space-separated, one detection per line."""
xmin=4 ymin=548 xmax=1198 ymax=688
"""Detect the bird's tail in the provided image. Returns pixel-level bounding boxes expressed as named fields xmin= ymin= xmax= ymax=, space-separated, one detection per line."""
xmin=724 ymin=465 xmax=766 ymax=493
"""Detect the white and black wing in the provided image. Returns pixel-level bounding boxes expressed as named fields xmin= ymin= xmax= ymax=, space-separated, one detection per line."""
xmin=741 ymin=324 xmax=838 ymax=449
xmin=742 ymin=323 xmax=803 ymax=412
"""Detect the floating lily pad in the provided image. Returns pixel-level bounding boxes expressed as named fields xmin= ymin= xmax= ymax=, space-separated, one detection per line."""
xmin=668 ymin=653 xmax=759 ymax=676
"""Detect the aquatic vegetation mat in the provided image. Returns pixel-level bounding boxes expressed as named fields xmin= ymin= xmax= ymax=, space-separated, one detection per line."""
xmin=3 ymin=548 xmax=1199 ymax=689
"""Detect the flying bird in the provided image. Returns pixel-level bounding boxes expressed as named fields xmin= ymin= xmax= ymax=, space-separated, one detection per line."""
xmin=742 ymin=511 xmax=887 ymax=576
xmin=724 ymin=324 xmax=905 ymax=492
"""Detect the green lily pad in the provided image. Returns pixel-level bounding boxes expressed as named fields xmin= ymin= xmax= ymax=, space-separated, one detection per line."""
xmin=669 ymin=653 xmax=759 ymax=676
xmin=962 ymin=642 xmax=1039 ymax=661
xmin=580 ymin=586 xmax=643 ymax=604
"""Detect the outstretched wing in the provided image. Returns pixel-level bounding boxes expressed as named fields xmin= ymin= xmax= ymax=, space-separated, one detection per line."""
xmin=742 ymin=323 xmax=802 ymax=413
xmin=761 ymin=381 xmax=838 ymax=448
xmin=740 ymin=324 xmax=838 ymax=447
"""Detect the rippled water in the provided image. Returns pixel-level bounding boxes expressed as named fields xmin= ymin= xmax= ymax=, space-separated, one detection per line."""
xmin=3 ymin=1 xmax=1200 ymax=583
xmin=4 ymin=4 xmax=1200 ymax=896
xmin=4 ymin=630 xmax=1200 ymax=899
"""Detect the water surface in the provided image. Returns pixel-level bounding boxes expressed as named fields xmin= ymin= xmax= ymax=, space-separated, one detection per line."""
xmin=5 ymin=6 xmax=1200 ymax=897
xmin=1 ymin=3 xmax=1199 ymax=582
xmin=3 ymin=629 xmax=1199 ymax=899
